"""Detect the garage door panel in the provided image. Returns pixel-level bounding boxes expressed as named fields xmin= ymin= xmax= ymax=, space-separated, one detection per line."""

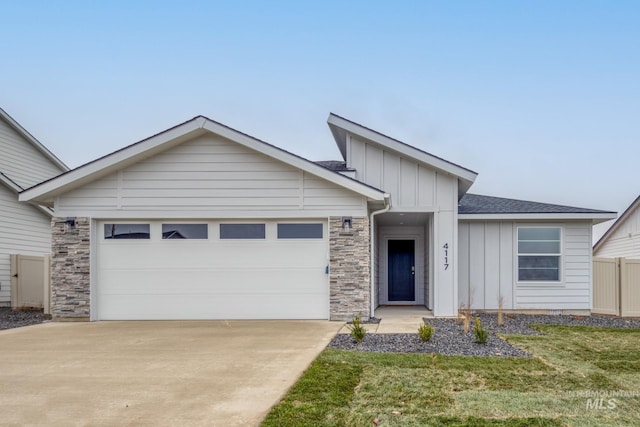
xmin=98 ymin=269 xmax=327 ymax=294
xmin=96 ymin=220 xmax=329 ymax=320
xmin=98 ymin=244 xmax=327 ymax=269
xmin=99 ymin=293 xmax=327 ymax=320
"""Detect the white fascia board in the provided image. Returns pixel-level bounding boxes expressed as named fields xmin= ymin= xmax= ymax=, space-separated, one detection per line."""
xmin=593 ymin=195 xmax=639 ymax=252
xmin=201 ymin=120 xmax=386 ymax=201
xmin=0 ymin=175 xmax=54 ymax=217
xmin=20 ymin=115 xmax=386 ymax=204
xmin=459 ymin=213 xmax=617 ymax=224
xmin=20 ymin=118 xmax=206 ymax=203
xmin=0 ymin=107 xmax=68 ymax=171
xmin=327 ymin=114 xmax=478 ymax=184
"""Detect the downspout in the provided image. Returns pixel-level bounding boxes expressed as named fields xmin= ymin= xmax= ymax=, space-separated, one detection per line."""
xmin=370 ymin=194 xmax=391 ymax=318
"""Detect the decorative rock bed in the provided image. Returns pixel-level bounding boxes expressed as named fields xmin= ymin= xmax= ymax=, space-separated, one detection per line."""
xmin=0 ymin=307 xmax=51 ymax=330
xmin=328 ymin=313 xmax=640 ymax=357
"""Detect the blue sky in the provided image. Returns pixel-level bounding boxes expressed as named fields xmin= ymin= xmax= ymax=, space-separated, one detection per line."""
xmin=2 ymin=1 xmax=639 ymax=238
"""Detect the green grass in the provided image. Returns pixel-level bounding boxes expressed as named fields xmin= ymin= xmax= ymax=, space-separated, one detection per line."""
xmin=262 ymin=325 xmax=640 ymax=426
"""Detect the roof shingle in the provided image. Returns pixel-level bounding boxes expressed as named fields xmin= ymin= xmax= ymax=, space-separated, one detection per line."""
xmin=459 ymin=194 xmax=615 ymax=215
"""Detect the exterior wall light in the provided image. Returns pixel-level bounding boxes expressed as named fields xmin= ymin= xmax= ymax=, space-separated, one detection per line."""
xmin=342 ymin=216 xmax=352 ymax=231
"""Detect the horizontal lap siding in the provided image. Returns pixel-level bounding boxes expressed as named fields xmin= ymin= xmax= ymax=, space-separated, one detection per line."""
xmin=459 ymin=220 xmax=592 ymax=311
xmin=56 ymin=134 xmax=367 ymax=216
xmin=0 ymin=119 xmax=63 ymax=188
xmin=595 ymin=206 xmax=640 ymax=258
xmin=516 ymin=223 xmax=592 ymax=310
xmin=0 ymin=185 xmax=52 ymax=304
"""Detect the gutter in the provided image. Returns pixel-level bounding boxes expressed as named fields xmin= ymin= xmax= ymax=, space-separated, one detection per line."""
xmin=369 ymin=194 xmax=391 ymax=318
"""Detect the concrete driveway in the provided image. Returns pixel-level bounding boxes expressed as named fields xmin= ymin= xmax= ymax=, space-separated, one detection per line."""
xmin=1 ymin=320 xmax=341 ymax=426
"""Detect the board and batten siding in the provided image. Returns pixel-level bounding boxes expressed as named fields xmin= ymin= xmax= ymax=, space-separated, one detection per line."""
xmin=0 ymin=183 xmax=52 ymax=305
xmin=346 ymin=135 xmax=459 ymax=315
xmin=347 ymin=136 xmax=456 ymax=210
xmin=54 ymin=133 xmax=368 ymax=218
xmin=594 ymin=206 xmax=640 ymax=258
xmin=458 ymin=221 xmax=593 ymax=311
xmin=0 ymin=118 xmax=63 ymax=189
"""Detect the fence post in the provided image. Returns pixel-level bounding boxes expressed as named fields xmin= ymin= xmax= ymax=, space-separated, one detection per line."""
xmin=617 ymin=257 xmax=622 ymax=317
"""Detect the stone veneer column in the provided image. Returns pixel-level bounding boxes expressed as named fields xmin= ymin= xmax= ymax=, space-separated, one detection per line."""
xmin=51 ymin=217 xmax=91 ymax=320
xmin=329 ymin=216 xmax=370 ymax=321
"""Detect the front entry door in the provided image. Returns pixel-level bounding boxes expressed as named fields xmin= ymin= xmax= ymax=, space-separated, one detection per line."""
xmin=388 ymin=240 xmax=415 ymax=301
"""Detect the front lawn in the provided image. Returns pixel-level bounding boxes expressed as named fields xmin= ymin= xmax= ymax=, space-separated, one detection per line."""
xmin=262 ymin=325 xmax=640 ymax=426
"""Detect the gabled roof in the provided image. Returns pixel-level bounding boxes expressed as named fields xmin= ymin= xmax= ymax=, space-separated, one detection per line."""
xmin=327 ymin=113 xmax=478 ymax=197
xmin=0 ymin=107 xmax=68 ymax=171
xmin=20 ymin=115 xmax=388 ymax=206
xmin=0 ymin=171 xmax=54 ymax=217
xmin=593 ymin=194 xmax=640 ymax=252
xmin=459 ymin=193 xmax=616 ymax=224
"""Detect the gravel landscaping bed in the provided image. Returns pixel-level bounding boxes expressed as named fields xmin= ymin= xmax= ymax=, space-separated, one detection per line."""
xmin=329 ymin=313 xmax=640 ymax=358
xmin=0 ymin=307 xmax=51 ymax=330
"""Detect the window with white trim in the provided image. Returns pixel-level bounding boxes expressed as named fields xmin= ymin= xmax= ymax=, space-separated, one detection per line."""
xmin=517 ymin=227 xmax=561 ymax=281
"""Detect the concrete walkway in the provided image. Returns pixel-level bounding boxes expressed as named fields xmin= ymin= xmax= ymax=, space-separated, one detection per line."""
xmin=0 ymin=320 xmax=341 ymax=427
xmin=338 ymin=306 xmax=432 ymax=334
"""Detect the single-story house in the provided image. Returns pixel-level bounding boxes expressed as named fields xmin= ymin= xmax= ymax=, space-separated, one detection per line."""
xmin=593 ymin=195 xmax=640 ymax=259
xmin=20 ymin=114 xmax=616 ymax=320
xmin=0 ymin=107 xmax=68 ymax=307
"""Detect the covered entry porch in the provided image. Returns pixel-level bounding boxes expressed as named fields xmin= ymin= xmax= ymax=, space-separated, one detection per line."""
xmin=372 ymin=212 xmax=433 ymax=311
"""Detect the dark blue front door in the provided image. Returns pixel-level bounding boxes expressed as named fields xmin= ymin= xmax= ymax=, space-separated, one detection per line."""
xmin=388 ymin=239 xmax=415 ymax=301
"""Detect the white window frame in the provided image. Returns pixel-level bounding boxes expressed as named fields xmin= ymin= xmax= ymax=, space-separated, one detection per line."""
xmin=516 ymin=226 xmax=563 ymax=284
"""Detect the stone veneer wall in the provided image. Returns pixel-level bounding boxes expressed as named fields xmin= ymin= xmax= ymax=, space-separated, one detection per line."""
xmin=51 ymin=217 xmax=90 ymax=320
xmin=329 ymin=216 xmax=370 ymax=320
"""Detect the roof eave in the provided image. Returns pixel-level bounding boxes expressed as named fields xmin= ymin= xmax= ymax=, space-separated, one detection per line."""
xmin=20 ymin=117 xmax=208 ymax=204
xmin=459 ymin=212 xmax=617 ymax=224
xmin=327 ymin=113 xmax=478 ymax=184
xmin=0 ymin=175 xmax=55 ymax=217
xmin=0 ymin=107 xmax=68 ymax=171
xmin=21 ymin=115 xmax=387 ymax=205
xmin=593 ymin=195 xmax=640 ymax=251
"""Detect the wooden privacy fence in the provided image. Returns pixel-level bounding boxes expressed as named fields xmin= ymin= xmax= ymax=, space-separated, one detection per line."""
xmin=10 ymin=254 xmax=51 ymax=314
xmin=593 ymin=257 xmax=640 ymax=317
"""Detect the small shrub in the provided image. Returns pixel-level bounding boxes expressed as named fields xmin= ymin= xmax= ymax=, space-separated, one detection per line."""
xmin=474 ymin=317 xmax=489 ymax=344
xmin=418 ymin=322 xmax=435 ymax=342
xmin=347 ymin=314 xmax=367 ymax=343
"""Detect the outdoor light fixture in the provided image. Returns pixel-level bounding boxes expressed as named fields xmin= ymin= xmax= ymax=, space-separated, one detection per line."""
xmin=342 ymin=216 xmax=352 ymax=231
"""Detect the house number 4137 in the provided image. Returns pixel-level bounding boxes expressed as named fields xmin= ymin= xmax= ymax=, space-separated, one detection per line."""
xmin=443 ymin=243 xmax=449 ymax=270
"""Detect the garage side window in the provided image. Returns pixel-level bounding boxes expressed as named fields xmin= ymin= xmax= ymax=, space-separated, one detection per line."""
xmin=104 ymin=224 xmax=150 ymax=239
xmin=277 ymin=223 xmax=323 ymax=239
xmin=162 ymin=224 xmax=208 ymax=239
xmin=517 ymin=227 xmax=561 ymax=281
xmin=220 ymin=224 xmax=265 ymax=239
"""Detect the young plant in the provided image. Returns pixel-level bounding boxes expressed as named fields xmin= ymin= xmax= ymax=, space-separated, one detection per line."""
xmin=497 ymin=295 xmax=504 ymax=326
xmin=474 ymin=317 xmax=489 ymax=344
xmin=347 ymin=314 xmax=367 ymax=343
xmin=459 ymin=303 xmax=472 ymax=334
xmin=418 ymin=322 xmax=435 ymax=342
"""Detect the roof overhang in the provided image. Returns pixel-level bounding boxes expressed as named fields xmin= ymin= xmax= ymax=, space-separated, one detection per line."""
xmin=0 ymin=173 xmax=54 ymax=217
xmin=459 ymin=212 xmax=617 ymax=224
xmin=20 ymin=116 xmax=387 ymax=206
xmin=0 ymin=107 xmax=68 ymax=171
xmin=327 ymin=113 xmax=478 ymax=198
xmin=593 ymin=195 xmax=640 ymax=251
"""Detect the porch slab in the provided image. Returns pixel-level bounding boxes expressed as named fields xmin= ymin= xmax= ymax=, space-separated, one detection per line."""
xmin=337 ymin=306 xmax=433 ymax=334
xmin=375 ymin=306 xmax=432 ymax=333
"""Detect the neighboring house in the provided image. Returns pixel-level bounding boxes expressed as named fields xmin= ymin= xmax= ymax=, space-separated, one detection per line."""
xmin=0 ymin=107 xmax=68 ymax=306
xmin=593 ymin=195 xmax=640 ymax=258
xmin=19 ymin=114 xmax=615 ymax=321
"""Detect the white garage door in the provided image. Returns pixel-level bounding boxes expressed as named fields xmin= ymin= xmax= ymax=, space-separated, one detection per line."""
xmin=96 ymin=220 xmax=329 ymax=320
